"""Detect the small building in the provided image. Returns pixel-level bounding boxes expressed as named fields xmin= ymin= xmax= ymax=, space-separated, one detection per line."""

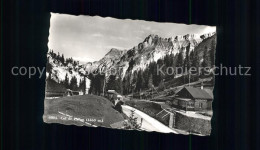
xmin=106 ymin=90 xmax=124 ymax=104
xmin=63 ymin=89 xmax=83 ymax=97
xmin=106 ymin=90 xmax=117 ymax=100
xmin=64 ymin=89 xmax=73 ymax=96
xmin=172 ymin=87 xmax=213 ymax=112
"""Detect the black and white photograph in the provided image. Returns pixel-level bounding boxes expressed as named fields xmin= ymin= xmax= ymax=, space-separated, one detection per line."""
xmin=3 ymin=0 xmax=259 ymax=149
xmin=44 ymin=13 xmax=216 ymax=135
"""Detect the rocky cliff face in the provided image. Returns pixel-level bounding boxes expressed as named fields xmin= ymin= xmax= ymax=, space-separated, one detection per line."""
xmin=82 ymin=32 xmax=216 ymax=79
xmin=46 ymin=53 xmax=87 ymax=86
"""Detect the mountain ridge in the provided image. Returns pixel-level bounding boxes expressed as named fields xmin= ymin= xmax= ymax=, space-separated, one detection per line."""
xmin=82 ymin=32 xmax=216 ymax=78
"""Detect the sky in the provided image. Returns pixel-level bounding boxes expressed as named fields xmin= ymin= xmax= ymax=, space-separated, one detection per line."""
xmin=48 ymin=13 xmax=216 ymax=63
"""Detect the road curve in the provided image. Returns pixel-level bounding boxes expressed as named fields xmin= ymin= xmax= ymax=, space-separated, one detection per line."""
xmin=121 ymin=105 xmax=178 ymax=134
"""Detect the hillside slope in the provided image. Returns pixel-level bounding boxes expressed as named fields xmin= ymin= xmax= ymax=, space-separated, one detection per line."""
xmin=44 ymin=94 xmax=124 ymax=127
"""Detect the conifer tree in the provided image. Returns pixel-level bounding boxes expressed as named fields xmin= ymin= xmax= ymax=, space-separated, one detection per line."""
xmin=61 ymin=54 xmax=65 ymax=65
xmin=148 ymin=74 xmax=154 ymax=89
xmin=201 ymin=48 xmax=211 ymax=68
xmin=158 ymin=79 xmax=165 ymax=91
xmin=201 ymin=48 xmax=211 ymax=76
xmin=135 ymin=70 xmax=144 ymax=92
xmin=184 ymin=44 xmax=191 ymax=71
xmin=191 ymin=50 xmax=200 ymax=78
xmin=64 ymin=73 xmax=69 ymax=88
xmin=70 ymin=76 xmax=78 ymax=90
xmin=57 ymin=52 xmax=60 ymax=61
xmin=209 ymin=40 xmax=216 ymax=67
xmin=176 ymin=52 xmax=184 ymax=74
xmin=106 ymin=75 xmax=117 ymax=91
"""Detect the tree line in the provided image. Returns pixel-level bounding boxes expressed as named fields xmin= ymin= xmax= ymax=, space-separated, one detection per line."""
xmin=48 ymin=49 xmax=79 ymax=67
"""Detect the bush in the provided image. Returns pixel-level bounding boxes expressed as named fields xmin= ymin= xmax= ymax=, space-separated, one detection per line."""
xmin=114 ymin=101 xmax=123 ymax=113
xmin=123 ymin=109 xmax=142 ymax=130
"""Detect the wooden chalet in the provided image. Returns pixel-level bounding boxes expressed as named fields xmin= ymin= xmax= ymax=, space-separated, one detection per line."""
xmin=172 ymin=87 xmax=213 ymax=111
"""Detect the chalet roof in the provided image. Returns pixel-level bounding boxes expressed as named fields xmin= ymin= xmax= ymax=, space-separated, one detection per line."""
xmin=180 ymin=87 xmax=213 ymax=100
xmin=204 ymin=88 xmax=214 ymax=98
xmin=107 ymin=90 xmax=119 ymax=95
xmin=176 ymin=98 xmax=192 ymax=101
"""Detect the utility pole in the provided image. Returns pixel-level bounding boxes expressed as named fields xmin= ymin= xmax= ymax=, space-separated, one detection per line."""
xmin=84 ymin=76 xmax=86 ymax=95
xmin=140 ymin=89 xmax=141 ymax=100
xmin=132 ymin=84 xmax=134 ymax=99
xmin=151 ymin=85 xmax=153 ymax=99
xmin=188 ymin=70 xmax=190 ymax=87
xmin=102 ymin=73 xmax=106 ymax=96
